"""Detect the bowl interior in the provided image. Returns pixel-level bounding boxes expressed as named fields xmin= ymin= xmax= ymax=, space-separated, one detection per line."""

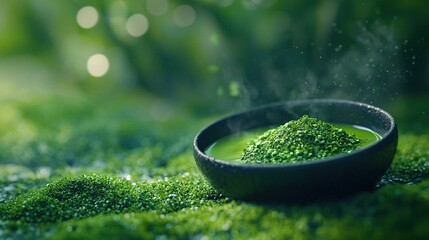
xmin=197 ymin=99 xmax=394 ymax=157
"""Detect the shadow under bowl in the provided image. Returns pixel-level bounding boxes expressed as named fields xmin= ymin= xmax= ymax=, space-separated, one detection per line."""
xmin=193 ymin=99 xmax=398 ymax=203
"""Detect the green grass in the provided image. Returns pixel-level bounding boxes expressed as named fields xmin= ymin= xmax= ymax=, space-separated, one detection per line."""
xmin=0 ymin=87 xmax=428 ymax=239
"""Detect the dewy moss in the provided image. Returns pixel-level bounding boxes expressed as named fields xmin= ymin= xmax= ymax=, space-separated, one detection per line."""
xmin=238 ymin=115 xmax=361 ymax=164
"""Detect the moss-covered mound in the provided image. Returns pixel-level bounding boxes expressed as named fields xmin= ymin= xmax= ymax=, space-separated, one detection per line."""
xmin=0 ymin=174 xmax=222 ymax=224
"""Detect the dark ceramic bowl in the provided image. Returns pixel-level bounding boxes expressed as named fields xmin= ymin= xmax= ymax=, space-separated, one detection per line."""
xmin=193 ymin=99 xmax=398 ymax=202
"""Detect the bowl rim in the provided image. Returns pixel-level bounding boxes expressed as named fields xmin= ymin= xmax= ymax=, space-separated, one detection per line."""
xmin=193 ymin=98 xmax=397 ymax=169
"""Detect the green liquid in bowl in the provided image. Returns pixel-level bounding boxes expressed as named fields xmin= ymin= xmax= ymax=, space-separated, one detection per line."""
xmin=206 ymin=124 xmax=382 ymax=162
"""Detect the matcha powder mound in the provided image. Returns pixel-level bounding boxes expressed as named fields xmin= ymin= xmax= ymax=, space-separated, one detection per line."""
xmin=238 ymin=115 xmax=361 ymax=164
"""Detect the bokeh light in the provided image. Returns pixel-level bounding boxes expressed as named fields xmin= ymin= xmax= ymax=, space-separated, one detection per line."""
xmin=108 ymin=1 xmax=128 ymax=39
xmin=172 ymin=5 xmax=196 ymax=27
xmin=126 ymin=14 xmax=149 ymax=37
xmin=76 ymin=6 xmax=99 ymax=29
xmin=147 ymin=0 xmax=169 ymax=16
xmin=87 ymin=54 xmax=110 ymax=77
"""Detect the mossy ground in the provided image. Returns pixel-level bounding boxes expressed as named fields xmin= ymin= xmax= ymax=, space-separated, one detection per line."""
xmin=0 ymin=82 xmax=428 ymax=239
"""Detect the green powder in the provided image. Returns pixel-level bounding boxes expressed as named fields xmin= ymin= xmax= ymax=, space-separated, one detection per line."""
xmin=238 ymin=115 xmax=361 ymax=164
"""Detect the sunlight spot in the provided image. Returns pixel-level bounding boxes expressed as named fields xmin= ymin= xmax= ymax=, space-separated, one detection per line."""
xmin=122 ymin=174 xmax=132 ymax=181
xmin=208 ymin=65 xmax=219 ymax=73
xmin=172 ymin=5 xmax=196 ymax=27
xmin=76 ymin=6 xmax=99 ymax=29
xmin=126 ymin=14 xmax=149 ymax=37
xmin=87 ymin=54 xmax=109 ymax=77
xmin=210 ymin=34 xmax=219 ymax=46
xmin=37 ymin=167 xmax=51 ymax=178
xmin=229 ymin=81 xmax=240 ymax=97
xmin=147 ymin=0 xmax=169 ymax=16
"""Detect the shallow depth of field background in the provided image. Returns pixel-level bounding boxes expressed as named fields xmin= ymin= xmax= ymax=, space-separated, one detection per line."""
xmin=1 ymin=0 xmax=428 ymax=113
xmin=1 ymin=1 xmax=428 ymax=239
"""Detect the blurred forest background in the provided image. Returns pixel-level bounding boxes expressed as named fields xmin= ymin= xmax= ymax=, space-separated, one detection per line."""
xmin=1 ymin=0 xmax=428 ymax=115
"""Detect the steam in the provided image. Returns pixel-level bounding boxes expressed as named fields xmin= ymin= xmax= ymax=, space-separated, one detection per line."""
xmin=219 ymin=21 xmax=405 ymax=112
xmin=322 ymin=22 xmax=403 ymax=104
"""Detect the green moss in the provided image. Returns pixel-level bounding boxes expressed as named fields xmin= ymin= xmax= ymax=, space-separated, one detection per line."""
xmin=0 ymin=95 xmax=196 ymax=175
xmin=44 ymin=180 xmax=428 ymax=240
xmin=379 ymin=134 xmax=429 ymax=186
xmin=238 ymin=115 xmax=361 ymax=164
xmin=0 ymin=173 xmax=223 ymax=224
xmin=1 ymin=88 xmax=428 ymax=239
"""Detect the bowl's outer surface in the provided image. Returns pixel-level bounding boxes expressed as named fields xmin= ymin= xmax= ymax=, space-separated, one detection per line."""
xmin=193 ymin=99 xmax=398 ymax=202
